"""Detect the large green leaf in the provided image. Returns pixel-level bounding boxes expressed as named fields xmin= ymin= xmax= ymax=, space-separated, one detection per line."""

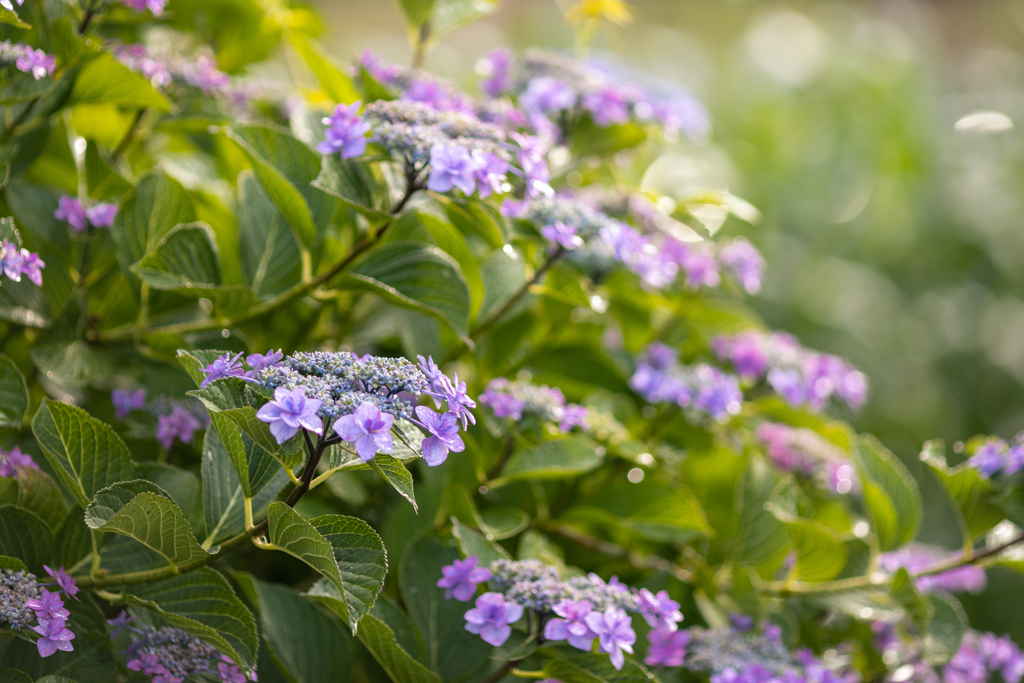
xmin=303 ymin=514 xmax=387 ymax=631
xmin=55 ymin=505 xmax=91 ymax=571
xmin=118 ymin=568 xmax=258 ymax=670
xmin=734 ymin=460 xmax=790 ymax=575
xmin=369 ymin=454 xmax=418 ymax=512
xmin=0 ymin=354 xmax=28 ymax=426
xmin=920 ymin=440 xmax=1005 ymax=548
xmin=110 ymin=171 xmax=196 ymax=273
xmin=490 ymin=436 xmax=603 ymax=487
xmin=890 ymin=567 xmax=931 ymax=635
xmin=0 ymin=505 xmax=53 ymax=573
xmin=227 ymin=125 xmax=335 ymax=246
xmin=923 ymin=593 xmax=967 ymax=664
xmin=856 ymin=434 xmax=921 ymax=551
xmin=772 ymin=509 xmax=848 ymax=583
xmin=238 ymin=171 xmax=302 ymax=299
xmin=542 ymin=653 xmax=658 ymax=683
xmin=14 ymin=467 xmax=67 ymax=531
xmin=341 ymin=241 xmax=471 ymax=336
xmin=235 ymin=573 xmax=353 ymax=683
xmin=400 ymin=537 xmax=492 ymax=682
xmin=69 ymin=54 xmax=171 ymax=111
xmin=357 ymin=613 xmax=441 ymax=683
xmin=202 ymin=426 xmax=289 ymax=547
xmin=431 ymin=0 xmax=499 ymax=37
xmin=0 ymin=6 xmax=30 ymax=28
xmin=31 ymin=399 xmax=135 ymax=509
xmin=566 ymin=482 xmax=709 ymax=543
xmin=288 ymin=34 xmax=360 ymax=104
xmin=84 ymin=482 xmax=211 ymax=568
xmin=451 ymin=518 xmax=510 ymax=569
xmin=264 ymin=502 xmax=345 ymax=591
xmin=313 ymin=155 xmax=393 ymax=226
xmin=132 ymin=222 xmax=222 ymax=290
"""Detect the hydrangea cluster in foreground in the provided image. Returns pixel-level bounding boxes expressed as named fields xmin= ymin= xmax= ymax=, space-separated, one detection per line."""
xmin=114 ymin=619 xmax=256 ymax=683
xmin=0 ymin=566 xmax=79 ymax=658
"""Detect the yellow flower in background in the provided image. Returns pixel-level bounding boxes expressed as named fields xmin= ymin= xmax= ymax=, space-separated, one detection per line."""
xmin=564 ymin=0 xmax=633 ymax=26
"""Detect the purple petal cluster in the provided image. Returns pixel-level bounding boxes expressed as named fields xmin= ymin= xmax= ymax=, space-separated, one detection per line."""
xmin=719 ymin=237 xmax=765 ymax=294
xmin=112 ymin=388 xmax=147 ymax=419
xmin=479 ymin=377 xmax=588 ymax=432
xmin=464 ymin=592 xmax=524 ymax=647
xmin=54 ymin=195 xmax=119 ymax=232
xmin=121 ymin=0 xmax=167 ymax=14
xmin=630 ymin=343 xmax=742 ymax=422
xmin=0 ymin=238 xmax=44 ymax=286
xmin=878 ymin=544 xmax=987 ymax=595
xmin=124 ymin=626 xmax=251 ymax=683
xmin=967 ymin=436 xmax=1024 ymax=478
xmin=257 ymin=387 xmax=324 ymax=444
xmin=334 ymin=402 xmax=393 ymax=462
xmin=113 ymin=43 xmax=231 ymax=94
xmin=714 ymin=331 xmax=868 ymax=412
xmin=0 ymin=40 xmax=56 ymax=80
xmin=586 ymin=606 xmax=637 ymax=670
xmin=756 ymin=422 xmax=857 ymax=495
xmin=156 ymin=405 xmax=206 ymax=450
xmin=437 ymin=556 xmax=492 ymax=601
xmin=0 ymin=446 xmax=38 ymax=478
xmin=545 ymin=599 xmax=598 ymax=650
xmin=318 ymin=101 xmax=371 ymax=158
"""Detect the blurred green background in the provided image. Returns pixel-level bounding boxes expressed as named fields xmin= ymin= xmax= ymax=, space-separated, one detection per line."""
xmin=308 ymin=0 xmax=1024 ymax=637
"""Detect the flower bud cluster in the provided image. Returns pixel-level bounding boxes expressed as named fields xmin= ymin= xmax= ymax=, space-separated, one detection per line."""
xmin=2 ymin=566 xmax=79 ymax=658
xmin=630 ymin=343 xmax=743 ymax=422
xmin=877 ymin=544 xmax=987 ymax=594
xmin=756 ymin=422 xmax=858 ymax=495
xmin=123 ymin=625 xmax=255 ymax=683
xmin=112 ymin=42 xmax=230 ymax=93
xmin=0 ymin=568 xmax=40 ymax=630
xmin=714 ymin=330 xmax=868 ymax=412
xmin=966 ymin=435 xmax=1024 ymax=478
xmin=0 ymin=40 xmax=56 ymax=80
xmin=479 ymin=378 xmax=589 ymax=432
xmin=477 ymin=48 xmax=710 ymax=141
xmin=363 ymin=99 xmax=507 ymax=165
xmin=0 ymin=445 xmax=38 ymax=479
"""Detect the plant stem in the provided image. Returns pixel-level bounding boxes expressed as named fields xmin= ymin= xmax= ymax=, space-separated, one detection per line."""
xmin=763 ymin=532 xmax=1024 ymax=596
xmin=482 ymin=659 xmax=525 ymax=683
xmin=111 ymin=108 xmax=146 ymax=162
xmin=78 ymin=0 xmax=97 ymax=33
xmin=542 ymin=521 xmax=693 ymax=582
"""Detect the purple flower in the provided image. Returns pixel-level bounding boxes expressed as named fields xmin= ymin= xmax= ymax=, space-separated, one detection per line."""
xmin=768 ymin=368 xmax=808 ymax=408
xmin=582 ymin=86 xmax=631 ymax=126
xmin=43 ymin=565 xmax=79 ymax=600
xmin=544 ymin=599 xmax=597 ymax=651
xmin=464 ymin=592 xmax=523 ymax=647
xmin=719 ymin=237 xmax=764 ymax=295
xmin=693 ymin=367 xmax=743 ymax=421
xmin=85 ymin=203 xmax=118 ymax=228
xmin=479 ymin=386 xmax=525 ymax=420
xmin=437 ymin=555 xmax=492 ymax=601
xmin=414 ymin=406 xmax=464 ymax=467
xmin=333 ymin=402 xmax=395 ymax=462
xmin=479 ymin=47 xmax=512 ymax=98
xmin=837 ymin=368 xmax=868 ymax=412
xmin=13 ymin=246 xmax=44 ymax=286
xmin=413 ymin=409 xmax=466 ymax=466
xmin=24 ymin=588 xmax=69 ymax=621
xmin=15 ymin=47 xmax=55 ymax=80
xmin=472 ymin=151 xmax=510 ymax=198
xmin=107 ymin=610 xmax=134 ymax=639
xmin=970 ymin=440 xmax=1008 ymax=477
xmin=675 ymin=241 xmax=720 ymax=289
xmin=318 ymin=101 xmax=371 ymax=159
xmin=127 ymin=652 xmax=177 ymax=682
xmin=541 ymin=221 xmax=583 ymax=250
xmin=245 ymin=349 xmax=284 ymax=378
xmin=714 ymin=332 xmax=768 ymax=380
xmin=112 ymin=388 xmax=147 ymax=419
xmin=54 ymin=195 xmax=87 ymax=232
xmin=217 ymin=655 xmax=251 ymax=683
xmin=0 ymin=446 xmax=38 ymax=478
xmin=520 ymin=77 xmax=576 ymax=114
xmin=32 ymin=616 xmax=75 ymax=657
xmin=431 ymin=373 xmax=476 ymax=430
xmin=645 ymin=626 xmax=689 ymax=667
xmin=184 ymin=55 xmax=230 ymax=92
xmin=122 ymin=0 xmax=167 ymax=14
xmin=200 ymin=352 xmax=247 ymax=388
xmin=256 ymin=387 xmax=324 ymax=444
xmin=635 ymin=589 xmax=683 ymax=631
xmin=428 ymin=144 xmax=479 ymax=196
xmin=417 ymin=355 xmax=448 ymax=409
xmin=156 ymin=406 xmax=204 ymax=450
xmin=557 ymin=404 xmax=589 ymax=433
xmin=584 ymin=606 xmax=636 ymax=670
xmin=511 ymin=133 xmax=553 ymax=202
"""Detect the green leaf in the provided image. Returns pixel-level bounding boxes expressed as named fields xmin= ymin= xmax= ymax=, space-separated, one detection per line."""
xmin=238 ymin=171 xmax=302 ymax=299
xmin=0 ymin=669 xmax=30 ymax=683
xmin=132 ymin=222 xmax=222 ymax=290
xmin=84 ymin=483 xmax=212 ymax=568
xmin=15 ymin=467 xmax=67 ymax=531
xmin=567 ymin=482 xmax=709 ymax=543
xmin=0 ymin=6 xmax=30 ymax=28
xmin=305 ymin=514 xmax=388 ymax=632
xmin=235 ymin=572 xmax=353 ymax=683
xmin=856 ymin=434 xmax=921 ymax=551
xmin=431 ymin=0 xmax=499 ymax=38
xmin=394 ymin=0 xmax=436 ymax=27
xmin=890 ymin=567 xmax=932 ymax=635
xmin=369 ymin=454 xmax=418 ymax=512
xmin=451 ymin=518 xmax=510 ymax=569
xmin=490 ymin=436 xmax=603 ymax=487
xmin=0 ymin=554 xmax=28 ymax=571
xmin=264 ymin=502 xmax=346 ymax=592
xmin=186 ymin=373 xmax=304 ymax=470
xmin=734 ymin=460 xmax=790 ymax=575
xmin=478 ymin=506 xmax=530 ymax=541
xmin=923 ymin=593 xmax=967 ymax=664
xmin=287 ymin=33 xmax=360 ymax=104
xmin=0 ymin=505 xmax=53 ymax=573
xmin=56 ymin=505 xmax=91 ymax=570
xmin=31 ymin=399 xmax=135 ymax=509
xmin=400 ymin=536 xmax=492 ymax=681
xmin=70 ymin=53 xmax=171 ymax=111
xmin=202 ymin=426 xmax=289 ymax=547
xmin=543 ymin=653 xmax=659 ymax=683
xmin=920 ymin=440 xmax=1005 ymax=548
xmin=313 ymin=154 xmax=393 ymax=226
xmin=0 ymin=354 xmax=28 ymax=426
xmin=341 ymin=240 xmax=471 ymax=336
xmin=771 ymin=508 xmax=848 ymax=583
xmin=226 ymin=125 xmax=334 ymax=246
xmin=110 ymin=171 xmax=196 ymax=273
xmin=118 ymin=568 xmax=258 ymax=670
xmin=357 ymin=613 xmax=442 ymax=683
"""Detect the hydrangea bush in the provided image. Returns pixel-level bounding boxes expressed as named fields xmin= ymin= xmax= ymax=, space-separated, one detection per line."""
xmin=0 ymin=0 xmax=1020 ymax=682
